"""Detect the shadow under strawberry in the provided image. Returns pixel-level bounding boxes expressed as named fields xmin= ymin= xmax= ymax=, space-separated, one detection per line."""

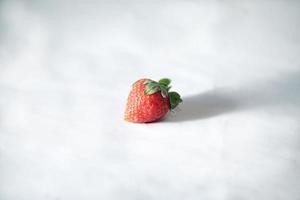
xmin=165 ymin=90 xmax=240 ymax=122
xmin=166 ymin=70 xmax=300 ymax=122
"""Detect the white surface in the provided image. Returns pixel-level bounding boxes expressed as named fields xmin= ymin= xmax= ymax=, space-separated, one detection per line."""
xmin=1 ymin=0 xmax=300 ymax=199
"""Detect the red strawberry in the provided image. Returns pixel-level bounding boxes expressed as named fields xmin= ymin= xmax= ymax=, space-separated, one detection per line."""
xmin=124 ymin=78 xmax=182 ymax=123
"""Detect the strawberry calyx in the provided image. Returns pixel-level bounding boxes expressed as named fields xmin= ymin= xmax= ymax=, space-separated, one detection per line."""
xmin=144 ymin=78 xmax=182 ymax=110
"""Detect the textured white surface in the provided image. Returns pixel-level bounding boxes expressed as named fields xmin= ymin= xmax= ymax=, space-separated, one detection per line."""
xmin=0 ymin=0 xmax=300 ymax=199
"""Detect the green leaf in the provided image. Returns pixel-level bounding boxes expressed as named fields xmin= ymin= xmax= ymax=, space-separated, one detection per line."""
xmin=169 ymin=91 xmax=182 ymax=110
xmin=160 ymin=87 xmax=168 ymax=98
xmin=145 ymin=87 xmax=160 ymax=95
xmin=144 ymin=80 xmax=161 ymax=95
xmin=145 ymin=84 xmax=160 ymax=94
xmin=143 ymin=79 xmax=153 ymax=85
xmin=159 ymin=78 xmax=171 ymax=87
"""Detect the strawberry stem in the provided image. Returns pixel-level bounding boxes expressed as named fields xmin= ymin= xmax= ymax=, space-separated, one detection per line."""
xmin=144 ymin=78 xmax=182 ymax=110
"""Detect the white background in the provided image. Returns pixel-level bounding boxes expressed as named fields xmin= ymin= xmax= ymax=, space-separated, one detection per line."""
xmin=0 ymin=0 xmax=300 ymax=199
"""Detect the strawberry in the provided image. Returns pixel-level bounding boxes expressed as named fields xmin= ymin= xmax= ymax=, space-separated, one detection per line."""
xmin=124 ymin=78 xmax=182 ymax=123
